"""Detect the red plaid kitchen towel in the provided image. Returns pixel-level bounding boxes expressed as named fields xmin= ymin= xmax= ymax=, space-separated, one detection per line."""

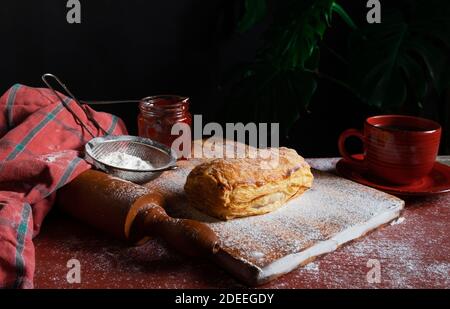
xmin=0 ymin=84 xmax=127 ymax=288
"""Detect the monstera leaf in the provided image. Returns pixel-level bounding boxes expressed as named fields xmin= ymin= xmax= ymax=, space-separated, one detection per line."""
xmin=239 ymin=0 xmax=355 ymax=70
xmin=348 ymin=1 xmax=450 ymax=109
xmin=238 ymin=0 xmax=267 ymax=33
xmin=228 ymin=0 xmax=355 ymax=136
xmin=226 ymin=64 xmax=318 ymax=136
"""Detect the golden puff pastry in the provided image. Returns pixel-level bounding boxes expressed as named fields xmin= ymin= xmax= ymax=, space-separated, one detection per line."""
xmin=184 ymin=147 xmax=313 ymax=220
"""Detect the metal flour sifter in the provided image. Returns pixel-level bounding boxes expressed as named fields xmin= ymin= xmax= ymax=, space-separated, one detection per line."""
xmin=42 ymin=73 xmax=177 ymax=183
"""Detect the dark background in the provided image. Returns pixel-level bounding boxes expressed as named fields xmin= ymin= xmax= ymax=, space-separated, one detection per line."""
xmin=0 ymin=0 xmax=445 ymax=157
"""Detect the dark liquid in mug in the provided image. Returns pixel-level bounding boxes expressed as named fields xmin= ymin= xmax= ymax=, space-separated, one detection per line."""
xmin=375 ymin=124 xmax=427 ymax=132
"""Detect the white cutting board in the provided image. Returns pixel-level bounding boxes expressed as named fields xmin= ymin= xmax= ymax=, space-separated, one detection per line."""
xmin=145 ymin=161 xmax=404 ymax=285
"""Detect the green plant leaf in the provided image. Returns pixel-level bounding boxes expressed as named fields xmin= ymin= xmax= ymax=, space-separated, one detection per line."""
xmin=331 ymin=2 xmax=357 ymax=30
xmin=238 ymin=0 xmax=268 ymax=33
xmin=260 ymin=0 xmax=338 ymax=70
xmin=227 ymin=1 xmax=357 ymax=136
xmin=225 ymin=64 xmax=317 ymax=136
xmin=348 ymin=6 xmax=450 ymax=110
xmin=398 ymin=54 xmax=428 ymax=106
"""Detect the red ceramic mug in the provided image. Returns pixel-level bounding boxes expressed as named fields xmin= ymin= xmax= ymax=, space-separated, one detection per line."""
xmin=338 ymin=115 xmax=441 ymax=185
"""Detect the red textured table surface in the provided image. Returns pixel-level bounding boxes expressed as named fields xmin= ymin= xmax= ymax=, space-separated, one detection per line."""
xmin=34 ymin=158 xmax=450 ymax=288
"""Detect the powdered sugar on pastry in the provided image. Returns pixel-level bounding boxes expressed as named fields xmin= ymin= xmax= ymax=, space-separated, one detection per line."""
xmin=184 ymin=147 xmax=313 ymax=220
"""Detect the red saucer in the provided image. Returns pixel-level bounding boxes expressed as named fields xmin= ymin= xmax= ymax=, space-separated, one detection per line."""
xmin=336 ymin=155 xmax=450 ymax=196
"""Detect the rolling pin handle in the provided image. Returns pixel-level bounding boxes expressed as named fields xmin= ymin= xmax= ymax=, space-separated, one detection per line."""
xmin=141 ymin=205 xmax=220 ymax=257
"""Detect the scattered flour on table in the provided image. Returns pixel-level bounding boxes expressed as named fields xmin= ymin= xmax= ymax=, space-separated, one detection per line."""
xmin=304 ymin=262 xmax=319 ymax=272
xmin=101 ymin=152 xmax=153 ymax=170
xmin=390 ymin=217 xmax=405 ymax=226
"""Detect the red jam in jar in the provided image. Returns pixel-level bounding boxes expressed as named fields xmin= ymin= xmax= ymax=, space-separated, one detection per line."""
xmin=138 ymin=95 xmax=192 ymax=155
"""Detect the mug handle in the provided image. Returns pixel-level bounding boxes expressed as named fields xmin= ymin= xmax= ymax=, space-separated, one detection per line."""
xmin=338 ymin=129 xmax=366 ymax=168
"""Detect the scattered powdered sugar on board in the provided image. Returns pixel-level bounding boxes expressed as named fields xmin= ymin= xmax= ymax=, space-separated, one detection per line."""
xmin=147 ymin=162 xmax=404 ymax=282
xmin=175 ymin=170 xmax=402 ymax=268
xmin=101 ymin=152 xmax=153 ymax=170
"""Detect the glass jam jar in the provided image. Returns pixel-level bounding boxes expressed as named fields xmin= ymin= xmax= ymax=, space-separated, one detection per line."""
xmin=138 ymin=95 xmax=192 ymax=154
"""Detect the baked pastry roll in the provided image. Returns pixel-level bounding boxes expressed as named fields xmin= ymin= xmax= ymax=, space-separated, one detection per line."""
xmin=184 ymin=147 xmax=313 ymax=220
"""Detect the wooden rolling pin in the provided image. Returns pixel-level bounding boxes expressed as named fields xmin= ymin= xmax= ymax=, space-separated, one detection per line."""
xmin=56 ymin=170 xmax=220 ymax=257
